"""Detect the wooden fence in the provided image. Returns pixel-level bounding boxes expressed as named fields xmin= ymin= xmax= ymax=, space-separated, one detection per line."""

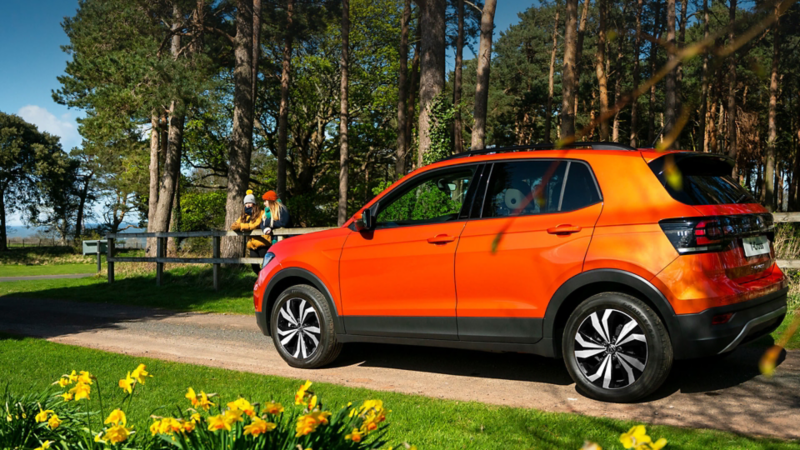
xmin=105 ymin=227 xmax=333 ymax=290
xmin=773 ymin=212 xmax=800 ymax=269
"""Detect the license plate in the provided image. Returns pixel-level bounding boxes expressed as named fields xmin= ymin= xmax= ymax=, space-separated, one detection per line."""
xmin=742 ymin=235 xmax=770 ymax=258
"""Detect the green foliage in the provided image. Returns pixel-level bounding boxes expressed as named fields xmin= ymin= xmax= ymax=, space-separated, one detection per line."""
xmin=422 ymin=94 xmax=456 ymax=166
xmin=179 ymin=191 xmax=227 ymax=232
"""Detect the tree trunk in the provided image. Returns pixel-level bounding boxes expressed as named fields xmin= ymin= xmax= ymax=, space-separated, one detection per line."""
xmin=406 ymin=27 xmax=421 ymax=168
xmin=664 ymin=0 xmax=678 ymax=148
xmin=765 ymin=2 xmax=779 ymax=211
xmin=594 ymin=0 xmax=609 ymax=141
xmin=396 ymin=0 xmax=411 ymax=179
xmin=647 ymin=2 xmax=663 ymax=144
xmin=0 ymin=187 xmax=6 ymax=252
xmin=545 ymin=9 xmax=560 ymax=144
xmin=630 ymin=0 xmax=643 ymax=147
xmin=276 ymin=0 xmax=294 ymax=200
xmin=146 ymin=114 xmax=160 ymax=256
xmin=252 ymin=0 xmax=261 ymax=110
xmin=611 ymin=2 xmax=627 ymax=143
xmin=677 ymin=0 xmax=687 ymax=126
xmin=698 ymin=0 xmax=709 ymax=153
xmin=727 ymin=0 xmax=738 ymax=177
xmin=417 ymin=0 xmax=447 ymax=165
xmin=561 ymin=0 xmax=578 ymax=139
xmin=222 ymin=0 xmax=255 ymax=259
xmin=572 ymin=0 xmax=591 ymax=128
xmin=74 ymin=172 xmax=92 ymax=241
xmin=338 ymin=0 xmax=350 ymax=226
xmin=453 ymin=0 xmax=465 ymax=152
xmin=471 ymin=0 xmax=498 ymax=151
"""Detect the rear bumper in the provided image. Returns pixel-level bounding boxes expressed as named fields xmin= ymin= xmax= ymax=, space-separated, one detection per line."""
xmin=256 ymin=311 xmax=268 ymax=335
xmin=670 ymin=287 xmax=787 ymax=359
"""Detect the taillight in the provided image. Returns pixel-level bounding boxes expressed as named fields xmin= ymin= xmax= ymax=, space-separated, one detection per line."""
xmin=659 ymin=214 xmax=773 ymax=255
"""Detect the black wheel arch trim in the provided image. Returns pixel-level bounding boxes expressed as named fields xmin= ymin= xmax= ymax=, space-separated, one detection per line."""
xmin=544 ymin=269 xmax=678 ymax=348
xmin=259 ymin=267 xmax=344 ymax=336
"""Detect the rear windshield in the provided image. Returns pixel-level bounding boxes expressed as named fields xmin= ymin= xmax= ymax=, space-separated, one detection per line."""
xmin=648 ymin=154 xmax=756 ymax=205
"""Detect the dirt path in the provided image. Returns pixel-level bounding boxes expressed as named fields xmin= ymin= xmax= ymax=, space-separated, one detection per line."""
xmin=0 ymin=273 xmax=95 ymax=282
xmin=0 ymin=297 xmax=798 ymax=440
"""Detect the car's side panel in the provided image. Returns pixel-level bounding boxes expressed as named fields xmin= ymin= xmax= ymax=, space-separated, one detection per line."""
xmin=582 ymin=223 xmax=679 ymax=281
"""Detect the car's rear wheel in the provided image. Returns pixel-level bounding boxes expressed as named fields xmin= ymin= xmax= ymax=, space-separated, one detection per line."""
xmin=562 ymin=292 xmax=672 ymax=402
xmin=270 ymin=284 xmax=342 ymax=368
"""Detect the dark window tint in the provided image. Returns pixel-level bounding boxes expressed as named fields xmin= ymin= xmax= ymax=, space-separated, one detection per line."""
xmin=560 ymin=162 xmax=602 ymax=212
xmin=376 ymin=166 xmax=476 ymax=228
xmin=649 ymin=154 xmax=756 ymax=205
xmin=482 ymin=161 xmax=567 ymax=218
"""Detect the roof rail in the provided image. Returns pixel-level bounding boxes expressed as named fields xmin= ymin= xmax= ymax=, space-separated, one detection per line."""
xmin=438 ymin=142 xmax=637 ymax=162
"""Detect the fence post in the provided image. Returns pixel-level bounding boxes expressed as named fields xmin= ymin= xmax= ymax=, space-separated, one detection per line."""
xmin=156 ymin=236 xmax=164 ymax=286
xmin=213 ymin=235 xmax=220 ymax=291
xmin=107 ymin=237 xmax=115 ymax=283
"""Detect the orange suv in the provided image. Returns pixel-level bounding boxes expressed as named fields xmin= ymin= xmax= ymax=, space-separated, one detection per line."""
xmin=253 ymin=143 xmax=788 ymax=402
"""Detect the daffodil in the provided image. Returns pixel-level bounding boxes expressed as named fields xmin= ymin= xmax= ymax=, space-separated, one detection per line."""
xmin=34 ymin=440 xmax=52 ymax=450
xmin=35 ymin=409 xmax=54 ymax=423
xmin=345 ymin=428 xmax=363 ymax=442
xmin=264 ymin=401 xmax=284 ymax=415
xmin=295 ymin=380 xmax=312 ymax=405
xmin=105 ymin=424 xmax=131 ymax=444
xmin=119 ymin=372 xmax=135 ymax=394
xmin=60 ymin=392 xmax=73 ymax=402
xmin=182 ymin=420 xmax=196 ymax=433
xmin=94 ymin=432 xmax=105 ymax=443
xmin=580 ymin=441 xmax=602 ymax=450
xmin=47 ymin=414 xmax=61 ymax=429
xmin=131 ymin=364 xmax=151 ymax=384
xmin=150 ymin=420 xmax=161 ymax=436
xmin=69 ymin=382 xmax=91 ymax=401
xmin=620 ymin=425 xmax=652 ymax=449
xmin=650 ymin=438 xmax=668 ymax=450
xmin=105 ymin=409 xmax=127 ymax=426
xmin=78 ymin=370 xmax=93 ymax=385
xmin=54 ymin=377 xmax=70 ymax=388
xmin=67 ymin=370 xmax=78 ymax=383
xmin=185 ymin=387 xmax=198 ymax=405
xmin=223 ymin=408 xmax=244 ymax=425
xmin=294 ymin=411 xmax=331 ymax=437
xmin=190 ymin=413 xmax=202 ymax=423
xmin=227 ymin=398 xmax=255 ymax=417
xmin=243 ymin=417 xmax=276 ymax=436
xmin=207 ymin=414 xmax=232 ymax=432
xmin=158 ymin=418 xmax=183 ymax=434
xmin=197 ymin=391 xmax=214 ymax=410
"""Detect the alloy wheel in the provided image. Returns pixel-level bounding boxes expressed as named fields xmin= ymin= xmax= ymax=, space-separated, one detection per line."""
xmin=573 ymin=309 xmax=648 ymax=390
xmin=275 ymin=298 xmax=321 ymax=359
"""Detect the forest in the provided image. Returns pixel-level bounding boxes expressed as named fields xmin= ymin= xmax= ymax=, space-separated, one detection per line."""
xmin=1 ymin=0 xmax=799 ymax=256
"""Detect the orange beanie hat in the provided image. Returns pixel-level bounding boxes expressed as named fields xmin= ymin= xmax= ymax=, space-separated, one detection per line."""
xmin=262 ymin=190 xmax=278 ymax=201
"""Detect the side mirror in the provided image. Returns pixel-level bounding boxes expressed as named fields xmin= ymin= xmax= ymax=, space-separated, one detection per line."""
xmin=354 ymin=209 xmax=373 ymax=231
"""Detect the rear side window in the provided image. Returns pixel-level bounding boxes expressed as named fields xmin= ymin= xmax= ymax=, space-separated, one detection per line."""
xmin=649 ymin=154 xmax=756 ymax=205
xmin=561 ymin=162 xmax=602 ymax=212
xmin=481 ymin=161 xmax=567 ymax=218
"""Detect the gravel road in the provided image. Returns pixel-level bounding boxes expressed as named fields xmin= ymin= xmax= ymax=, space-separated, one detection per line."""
xmin=0 ymin=297 xmax=798 ymax=440
xmin=0 ymin=273 xmax=95 ymax=282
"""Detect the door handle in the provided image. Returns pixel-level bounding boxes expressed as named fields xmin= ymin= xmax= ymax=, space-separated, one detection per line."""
xmin=427 ymin=234 xmax=456 ymax=244
xmin=547 ymin=224 xmax=582 ymax=235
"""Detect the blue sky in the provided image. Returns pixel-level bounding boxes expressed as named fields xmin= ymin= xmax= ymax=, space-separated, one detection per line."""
xmin=0 ymin=0 xmax=536 ymax=225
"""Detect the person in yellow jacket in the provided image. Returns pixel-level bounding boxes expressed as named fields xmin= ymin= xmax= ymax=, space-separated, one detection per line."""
xmin=230 ymin=190 xmax=271 ymax=274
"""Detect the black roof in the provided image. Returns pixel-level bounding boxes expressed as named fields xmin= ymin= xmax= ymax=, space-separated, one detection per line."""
xmin=438 ymin=142 xmax=637 ymax=162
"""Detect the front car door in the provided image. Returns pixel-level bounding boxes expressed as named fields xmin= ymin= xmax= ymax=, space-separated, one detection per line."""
xmin=455 ymin=159 xmax=603 ymax=343
xmin=339 ymin=164 xmax=481 ymax=340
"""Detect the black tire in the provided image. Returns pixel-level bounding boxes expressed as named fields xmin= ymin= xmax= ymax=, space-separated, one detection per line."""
xmin=270 ymin=284 xmax=342 ymax=368
xmin=562 ymin=292 xmax=673 ymax=402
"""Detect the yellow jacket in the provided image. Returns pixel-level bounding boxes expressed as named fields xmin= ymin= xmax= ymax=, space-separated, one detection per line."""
xmin=230 ymin=213 xmax=270 ymax=250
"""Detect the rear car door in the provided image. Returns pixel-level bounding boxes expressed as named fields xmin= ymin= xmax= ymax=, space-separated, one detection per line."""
xmin=339 ymin=164 xmax=481 ymax=340
xmin=455 ymin=159 xmax=603 ymax=343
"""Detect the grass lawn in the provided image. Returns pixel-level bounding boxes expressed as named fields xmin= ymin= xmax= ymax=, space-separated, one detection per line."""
xmin=1 ymin=336 xmax=798 ymax=450
xmin=0 ymin=263 xmax=98 ymax=277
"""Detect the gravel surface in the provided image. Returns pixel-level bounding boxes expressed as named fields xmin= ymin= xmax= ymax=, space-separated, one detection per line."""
xmin=0 ymin=296 xmax=798 ymax=440
xmin=0 ymin=273 xmax=95 ymax=282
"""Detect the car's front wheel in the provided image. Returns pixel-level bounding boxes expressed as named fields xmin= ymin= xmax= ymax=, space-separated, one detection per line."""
xmin=562 ymin=292 xmax=673 ymax=402
xmin=270 ymin=284 xmax=342 ymax=368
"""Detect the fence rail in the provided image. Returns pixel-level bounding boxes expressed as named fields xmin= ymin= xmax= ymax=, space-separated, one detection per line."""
xmin=104 ymin=227 xmax=334 ymax=290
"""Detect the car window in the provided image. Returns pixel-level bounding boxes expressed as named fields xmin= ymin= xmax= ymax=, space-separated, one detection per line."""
xmin=376 ymin=167 xmax=476 ymax=228
xmin=482 ymin=161 xmax=567 ymax=218
xmin=560 ymin=162 xmax=602 ymax=212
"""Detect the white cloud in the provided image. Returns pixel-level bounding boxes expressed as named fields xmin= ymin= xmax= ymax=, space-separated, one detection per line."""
xmin=16 ymin=105 xmax=81 ymax=150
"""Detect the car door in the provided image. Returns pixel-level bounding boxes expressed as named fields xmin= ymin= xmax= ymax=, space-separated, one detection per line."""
xmin=339 ymin=164 xmax=481 ymax=340
xmin=455 ymin=159 xmax=603 ymax=343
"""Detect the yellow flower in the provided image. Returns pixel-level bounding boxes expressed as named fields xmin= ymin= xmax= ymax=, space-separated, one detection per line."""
xmin=105 ymin=409 xmax=127 ymax=426
xmin=185 ymin=387 xmax=198 ymax=405
xmin=67 ymin=370 xmax=78 ymax=383
xmin=182 ymin=420 xmax=196 ymax=433
xmin=264 ymin=401 xmax=285 ymax=415
xmin=227 ymin=398 xmax=255 ymax=417
xmin=119 ymin=372 xmax=135 ymax=394
xmin=580 ymin=441 xmax=603 ymax=450
xmin=55 ymin=377 xmax=70 ymax=388
xmin=69 ymin=382 xmax=91 ymax=401
xmin=207 ymin=414 xmax=232 ymax=432
xmin=48 ymin=414 xmax=61 ymax=429
xmin=60 ymin=392 xmax=73 ymax=402
xmin=5 ymin=414 xmax=11 ymax=422
xmin=357 ymin=399 xmax=387 ymax=433
xmin=150 ymin=420 xmax=161 ymax=436
xmin=158 ymin=418 xmax=183 ymax=434
xmin=223 ymin=408 xmax=244 ymax=425
xmin=78 ymin=370 xmax=93 ymax=385
xmin=198 ymin=391 xmax=214 ymax=410
xmin=295 ymin=380 xmax=313 ymax=405
xmin=243 ymin=417 xmax=277 ymax=436
xmin=191 ymin=413 xmax=202 ymax=423
xmin=295 ymin=411 xmax=331 ymax=437
xmin=131 ymin=364 xmax=151 ymax=384
xmin=620 ymin=425 xmax=652 ymax=449
xmin=34 ymin=440 xmax=52 ymax=450
xmin=307 ymin=394 xmax=318 ymax=410
xmin=345 ymin=428 xmax=363 ymax=442
xmin=650 ymin=438 xmax=667 ymax=450
xmin=94 ymin=432 xmax=105 ymax=443
xmin=105 ymin=424 xmax=131 ymax=444
xmin=35 ymin=409 xmax=54 ymax=423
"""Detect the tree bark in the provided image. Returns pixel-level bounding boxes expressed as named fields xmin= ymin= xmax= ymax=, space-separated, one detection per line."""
xmin=222 ymin=0 xmax=255 ymax=259
xmin=572 ymin=0 xmax=591 ymax=127
xmin=277 ymin=0 xmax=294 ymax=200
xmin=338 ymin=0 xmax=350 ymax=226
xmin=146 ymin=114 xmax=160 ymax=256
xmin=664 ymin=0 xmax=678 ymax=148
xmin=611 ymin=1 xmax=628 ymax=143
xmin=417 ymin=0 xmax=447 ymax=165
xmin=74 ymin=171 xmax=92 ymax=241
xmin=0 ymin=187 xmax=6 ymax=252
xmin=252 ymin=0 xmax=262 ymax=113
xmin=406 ymin=27 xmax=421 ymax=168
xmin=630 ymin=0 xmax=643 ymax=147
xmin=561 ymin=0 xmax=578 ymax=139
xmin=545 ymin=9 xmax=560 ymax=144
xmin=594 ymin=0 xmax=609 ymax=141
xmin=677 ymin=0 xmax=687 ymax=120
xmin=698 ymin=0 xmax=709 ymax=152
xmin=396 ymin=0 xmax=411 ymax=179
xmin=727 ymin=0 xmax=738 ymax=177
xmin=648 ymin=1 xmax=663 ymax=144
xmin=765 ymin=2 xmax=779 ymax=211
xmin=453 ymin=0 xmax=465 ymax=153
xmin=471 ymin=0 xmax=497 ymax=151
